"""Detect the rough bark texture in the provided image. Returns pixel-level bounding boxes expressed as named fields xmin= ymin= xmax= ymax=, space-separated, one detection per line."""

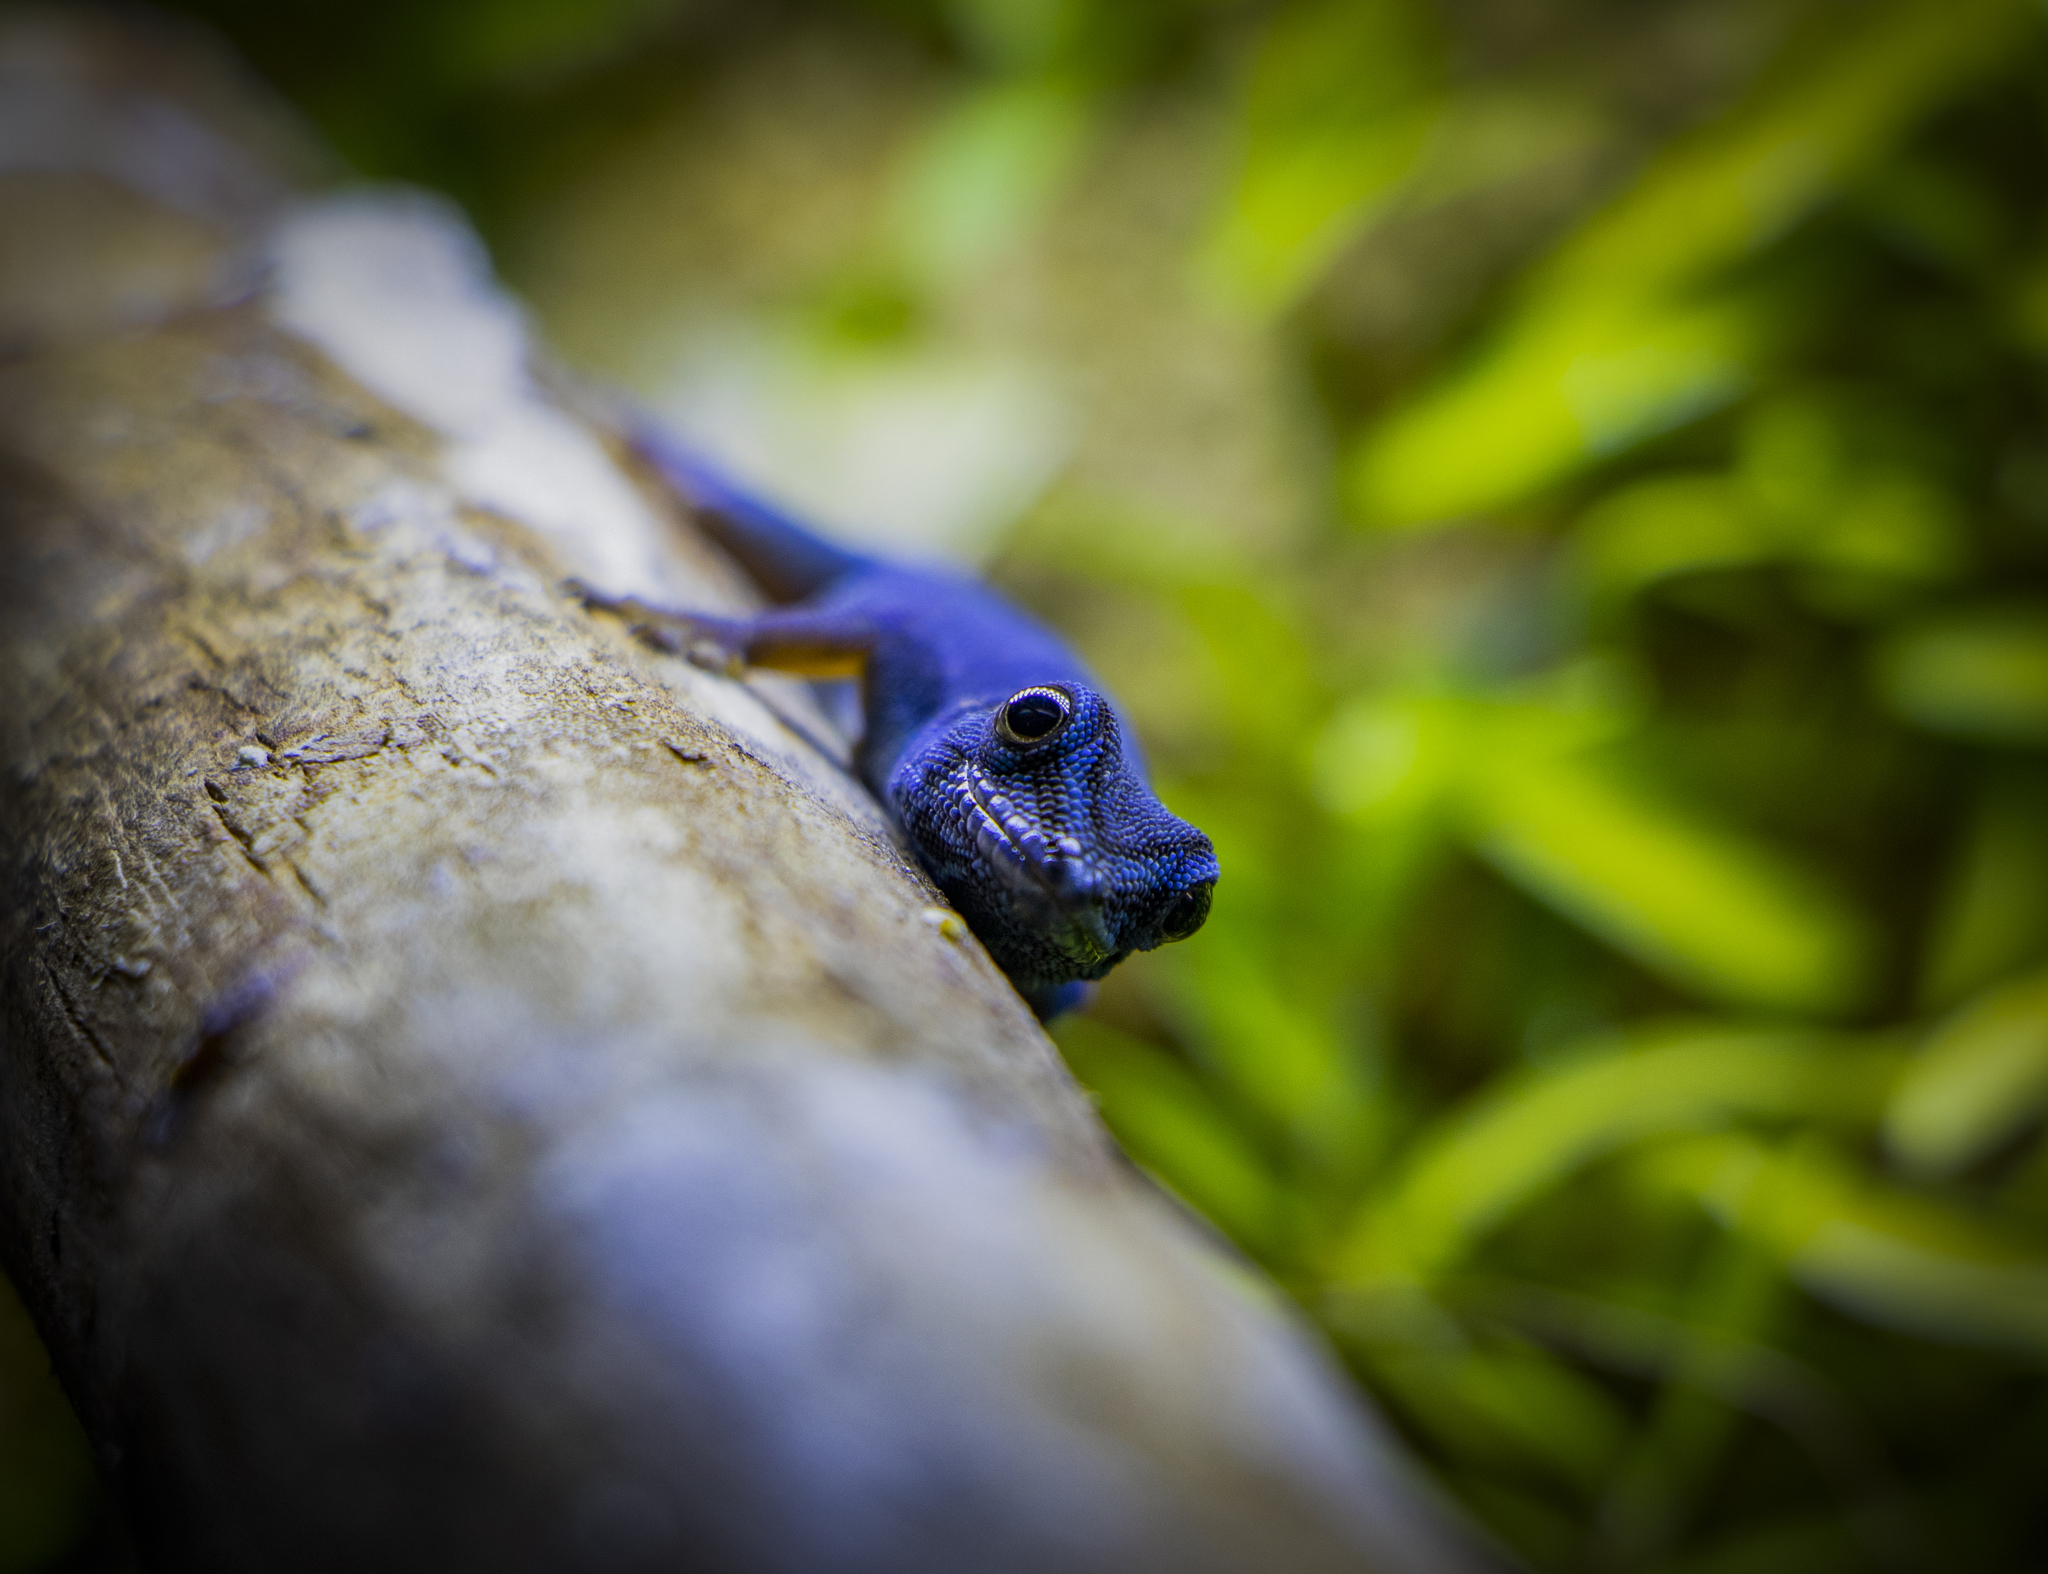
xmin=0 ymin=11 xmax=1496 ymax=1572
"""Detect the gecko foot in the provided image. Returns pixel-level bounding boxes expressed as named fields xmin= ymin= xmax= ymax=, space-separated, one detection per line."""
xmin=564 ymin=579 xmax=747 ymax=676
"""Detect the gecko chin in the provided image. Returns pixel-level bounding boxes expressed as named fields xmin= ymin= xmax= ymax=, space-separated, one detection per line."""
xmin=887 ymin=682 xmax=1218 ymax=1015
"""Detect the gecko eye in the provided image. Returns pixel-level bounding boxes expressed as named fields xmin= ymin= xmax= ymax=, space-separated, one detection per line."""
xmin=997 ymin=687 xmax=1071 ymax=745
xmin=1157 ymin=882 xmax=1213 ymax=941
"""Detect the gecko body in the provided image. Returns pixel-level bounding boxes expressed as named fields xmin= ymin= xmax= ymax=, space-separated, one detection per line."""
xmin=583 ymin=430 xmax=1218 ymax=1019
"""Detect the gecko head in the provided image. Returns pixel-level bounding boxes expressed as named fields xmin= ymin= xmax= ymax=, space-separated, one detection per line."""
xmin=889 ymin=682 xmax=1218 ymax=1010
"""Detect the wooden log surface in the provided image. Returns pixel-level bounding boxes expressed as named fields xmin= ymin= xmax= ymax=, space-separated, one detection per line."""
xmin=0 ymin=11 xmax=1500 ymax=1572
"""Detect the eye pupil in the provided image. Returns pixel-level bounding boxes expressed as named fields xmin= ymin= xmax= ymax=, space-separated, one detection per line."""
xmin=1001 ymin=689 xmax=1068 ymax=742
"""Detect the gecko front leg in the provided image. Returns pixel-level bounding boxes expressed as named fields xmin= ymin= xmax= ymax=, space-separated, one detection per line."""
xmin=569 ymin=581 xmax=876 ymax=679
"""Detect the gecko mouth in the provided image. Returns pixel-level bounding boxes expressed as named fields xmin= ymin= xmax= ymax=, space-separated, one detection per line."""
xmin=959 ymin=767 xmax=1115 ymax=959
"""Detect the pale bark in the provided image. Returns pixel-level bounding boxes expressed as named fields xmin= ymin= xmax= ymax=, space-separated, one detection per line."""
xmin=0 ymin=11 xmax=1496 ymax=1572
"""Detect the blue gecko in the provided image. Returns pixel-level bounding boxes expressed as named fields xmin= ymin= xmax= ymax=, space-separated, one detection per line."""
xmin=578 ymin=427 xmax=1218 ymax=1019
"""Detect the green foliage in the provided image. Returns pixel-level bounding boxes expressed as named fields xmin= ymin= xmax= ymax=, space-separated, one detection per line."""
xmin=885 ymin=76 xmax=1095 ymax=289
xmin=1875 ymin=602 xmax=2048 ymax=744
xmin=1022 ymin=1 xmax=2048 ymax=1566
xmin=1333 ymin=1026 xmax=1901 ymax=1285
xmin=1917 ymin=766 xmax=2048 ymax=1007
xmin=1196 ymin=0 xmax=1444 ymax=314
xmin=1886 ymin=965 xmax=2048 ymax=1175
xmin=1350 ymin=0 xmax=2033 ymax=524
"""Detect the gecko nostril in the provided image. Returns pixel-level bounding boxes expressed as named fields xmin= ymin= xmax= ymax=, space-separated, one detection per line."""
xmin=1158 ymin=882 xmax=1213 ymax=941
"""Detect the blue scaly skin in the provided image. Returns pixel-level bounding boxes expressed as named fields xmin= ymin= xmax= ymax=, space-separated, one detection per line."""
xmin=577 ymin=428 xmax=1218 ymax=1019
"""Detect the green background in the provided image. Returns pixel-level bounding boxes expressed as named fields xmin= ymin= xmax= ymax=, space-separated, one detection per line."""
xmin=7 ymin=1 xmax=2048 ymax=1568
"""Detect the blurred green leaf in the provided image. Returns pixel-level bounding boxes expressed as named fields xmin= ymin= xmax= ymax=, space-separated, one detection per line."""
xmin=1371 ymin=1344 xmax=1629 ymax=1493
xmin=1349 ymin=0 xmax=2032 ymax=525
xmin=1999 ymin=1128 xmax=2048 ymax=1227
xmin=1441 ymin=1477 xmax=1581 ymax=1574
xmin=1312 ymin=691 xmax=1470 ymax=823
xmin=1052 ymin=1015 xmax=1283 ymax=1245
xmin=1197 ymin=0 xmax=1442 ymax=315
xmin=1572 ymin=398 xmax=1967 ymax=621
xmin=1471 ymin=1277 xmax=1868 ymax=1463
xmin=1168 ymin=919 xmax=1375 ymax=1161
xmin=1584 ymin=1238 xmax=1791 ymax=1571
xmin=1468 ymin=748 xmax=1872 ymax=1014
xmin=1918 ymin=765 xmax=2048 ymax=1008
xmin=1663 ymin=1513 xmax=1873 ymax=1574
xmin=1352 ymin=287 xmax=1773 ymax=527
xmin=425 ymin=0 xmax=681 ymax=86
xmin=1473 ymin=1272 xmax=1909 ymax=1573
xmin=1177 ymin=582 xmax=1322 ymax=767
xmin=1399 ymin=85 xmax=1609 ymax=211
xmin=2014 ymin=247 xmax=2048 ymax=353
xmin=1572 ymin=474 xmax=1771 ymax=614
xmin=1334 ymin=1024 xmax=1900 ymax=1285
xmin=1315 ymin=666 xmax=1641 ymax=822
xmin=1886 ymin=964 xmax=2048 ymax=1176
xmin=1313 ymin=674 xmax=1864 ymax=1009
xmin=945 ymin=0 xmax=1086 ymax=73
xmin=1643 ymin=1133 xmax=2048 ymax=1358
xmin=1850 ymin=153 xmax=2010 ymax=283
xmin=1526 ymin=0 xmax=2028 ymax=308
xmin=1739 ymin=393 xmax=1968 ymax=598
xmin=1873 ymin=602 xmax=2048 ymax=746
xmin=887 ymin=75 xmax=1095 ymax=288
xmin=1793 ymin=469 xmax=1967 ymax=613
